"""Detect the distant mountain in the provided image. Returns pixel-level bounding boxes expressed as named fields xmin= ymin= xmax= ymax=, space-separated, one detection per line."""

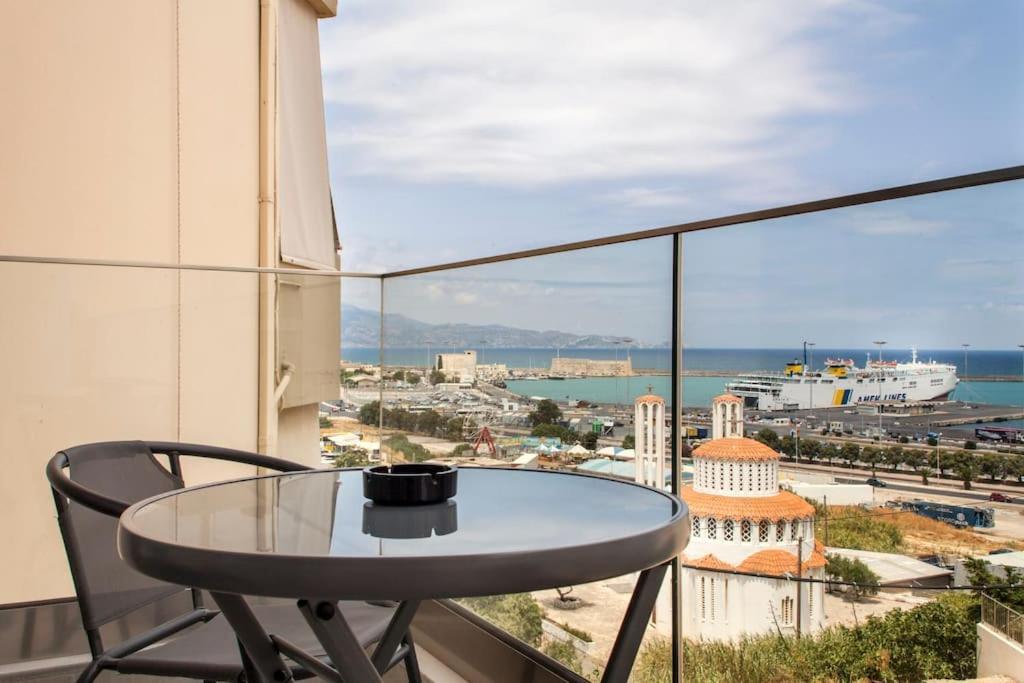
xmin=341 ymin=304 xmax=664 ymax=348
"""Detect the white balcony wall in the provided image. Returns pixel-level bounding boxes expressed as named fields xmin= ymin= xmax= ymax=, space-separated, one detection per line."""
xmin=0 ymin=0 xmax=339 ymax=604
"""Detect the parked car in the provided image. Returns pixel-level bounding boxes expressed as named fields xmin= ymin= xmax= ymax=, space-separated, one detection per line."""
xmin=866 ymin=477 xmax=887 ymax=488
xmin=989 ymin=492 xmax=1015 ymax=503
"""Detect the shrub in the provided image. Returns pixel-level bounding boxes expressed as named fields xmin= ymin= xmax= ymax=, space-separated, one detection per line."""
xmin=459 ymin=594 xmax=543 ymax=647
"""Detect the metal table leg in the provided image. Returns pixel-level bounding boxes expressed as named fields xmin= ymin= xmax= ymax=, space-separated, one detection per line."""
xmin=601 ymin=562 xmax=670 ymax=683
xmin=299 ymin=598 xmax=421 ymax=682
xmin=210 ymin=592 xmax=293 ymax=683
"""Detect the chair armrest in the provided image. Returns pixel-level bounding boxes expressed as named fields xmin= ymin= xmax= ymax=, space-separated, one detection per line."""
xmin=46 ymin=452 xmax=132 ymax=517
xmin=146 ymin=442 xmax=313 ymax=473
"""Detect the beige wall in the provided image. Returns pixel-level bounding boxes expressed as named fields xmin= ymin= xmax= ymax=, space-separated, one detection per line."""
xmin=0 ymin=0 xmax=264 ymax=604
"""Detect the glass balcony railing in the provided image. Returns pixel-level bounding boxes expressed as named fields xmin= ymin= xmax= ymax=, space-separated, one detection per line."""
xmin=3 ymin=168 xmax=1023 ymax=682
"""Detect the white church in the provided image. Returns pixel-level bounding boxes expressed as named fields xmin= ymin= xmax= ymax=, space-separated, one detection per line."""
xmin=633 ymin=392 xmax=826 ymax=641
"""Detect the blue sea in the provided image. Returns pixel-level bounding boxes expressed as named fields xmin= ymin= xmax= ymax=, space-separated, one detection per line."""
xmin=342 ymin=347 xmax=1024 ymax=407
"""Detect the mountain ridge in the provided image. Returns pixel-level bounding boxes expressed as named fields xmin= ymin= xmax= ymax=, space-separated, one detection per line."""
xmin=341 ymin=304 xmax=666 ymax=348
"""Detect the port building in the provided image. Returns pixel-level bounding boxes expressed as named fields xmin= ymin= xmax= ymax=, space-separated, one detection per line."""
xmin=550 ymin=357 xmax=633 ymax=377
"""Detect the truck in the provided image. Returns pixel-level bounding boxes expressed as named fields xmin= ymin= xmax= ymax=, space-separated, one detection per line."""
xmin=888 ymin=499 xmax=995 ymax=529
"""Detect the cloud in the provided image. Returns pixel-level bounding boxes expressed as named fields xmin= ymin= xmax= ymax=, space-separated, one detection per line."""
xmin=851 ymin=211 xmax=949 ymax=236
xmin=319 ymin=1 xmax=901 ymax=187
xmin=602 ymin=187 xmax=690 ymax=208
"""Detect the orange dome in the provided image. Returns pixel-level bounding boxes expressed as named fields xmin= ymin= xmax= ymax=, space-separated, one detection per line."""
xmin=684 ymin=553 xmax=736 ymax=571
xmin=737 ymin=548 xmax=826 ymax=575
xmin=713 ymin=393 xmax=743 ymax=404
xmin=680 ymin=486 xmax=814 ymax=521
xmin=635 ymin=393 xmax=665 ymax=404
xmin=693 ymin=437 xmax=779 ymax=462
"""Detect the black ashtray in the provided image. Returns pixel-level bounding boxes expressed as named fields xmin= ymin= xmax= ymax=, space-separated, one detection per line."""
xmin=362 ymin=464 xmax=457 ymax=506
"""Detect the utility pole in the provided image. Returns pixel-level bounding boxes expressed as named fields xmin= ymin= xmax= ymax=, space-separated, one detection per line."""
xmin=805 ymin=340 xmax=816 ymax=415
xmin=796 ymin=536 xmax=804 ymax=639
xmin=823 ymin=495 xmax=829 ymax=547
xmin=962 ymin=343 xmax=970 ymax=384
xmin=873 ymin=340 xmax=887 ymax=441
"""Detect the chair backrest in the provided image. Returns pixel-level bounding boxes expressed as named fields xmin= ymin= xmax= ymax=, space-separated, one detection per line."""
xmin=52 ymin=441 xmax=185 ymax=633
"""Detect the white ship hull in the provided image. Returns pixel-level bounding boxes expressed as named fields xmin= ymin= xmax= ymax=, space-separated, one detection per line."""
xmin=727 ymin=357 xmax=958 ymax=411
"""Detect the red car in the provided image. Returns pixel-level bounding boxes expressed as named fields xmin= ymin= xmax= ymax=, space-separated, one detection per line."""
xmin=989 ymin=492 xmax=1015 ymax=503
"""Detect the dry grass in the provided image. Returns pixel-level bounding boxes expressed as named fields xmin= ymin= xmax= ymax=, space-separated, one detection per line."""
xmin=888 ymin=510 xmax=1021 ymax=555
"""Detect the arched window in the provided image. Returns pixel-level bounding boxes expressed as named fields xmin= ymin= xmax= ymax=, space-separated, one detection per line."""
xmin=776 ymin=519 xmax=785 ymax=542
xmin=723 ymin=519 xmax=734 ymax=542
xmin=692 ymin=516 xmax=700 ymax=538
xmin=759 ymin=519 xmax=770 ymax=543
xmin=700 ymin=576 xmax=707 ymax=621
xmin=707 ymin=517 xmax=717 ymax=540
xmin=781 ymin=597 xmax=794 ymax=625
xmin=790 ymin=519 xmax=800 ymax=541
xmin=740 ymin=519 xmax=751 ymax=542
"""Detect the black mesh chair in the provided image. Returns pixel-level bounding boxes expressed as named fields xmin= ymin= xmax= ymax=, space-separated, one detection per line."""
xmin=46 ymin=441 xmax=421 ymax=683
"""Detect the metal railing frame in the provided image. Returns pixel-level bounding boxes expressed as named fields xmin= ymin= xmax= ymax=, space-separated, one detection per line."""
xmin=4 ymin=164 xmax=1024 ymax=683
xmin=981 ymin=594 xmax=1024 ymax=646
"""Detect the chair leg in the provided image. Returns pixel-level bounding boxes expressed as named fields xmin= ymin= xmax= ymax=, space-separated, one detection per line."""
xmin=403 ymin=633 xmax=422 ymax=683
xmin=75 ymin=659 xmax=104 ymax=683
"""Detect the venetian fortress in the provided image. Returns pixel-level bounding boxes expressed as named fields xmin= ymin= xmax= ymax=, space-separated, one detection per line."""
xmin=635 ymin=392 xmax=826 ymax=640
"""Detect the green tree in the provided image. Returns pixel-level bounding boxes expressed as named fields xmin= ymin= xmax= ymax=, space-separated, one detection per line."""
xmin=800 ymin=438 xmax=821 ymax=463
xmin=580 ymin=431 xmax=599 ymax=450
xmin=406 ymin=372 xmax=421 ymax=385
xmin=529 ymin=399 xmax=562 ymax=426
xmin=429 ymin=369 xmax=447 ymax=385
xmin=819 ymin=442 xmax=838 ymax=466
xmin=451 ymin=443 xmax=475 ymax=456
xmin=531 ymin=423 xmax=578 ymax=444
xmin=358 ymin=400 xmax=380 ymax=426
xmin=779 ymin=435 xmax=796 ymax=458
xmin=1007 ymin=454 xmax=1024 ymax=484
xmin=883 ymin=445 xmax=904 ymax=472
xmin=965 ymin=558 xmax=1024 ymax=611
xmin=459 ymin=594 xmax=543 ymax=647
xmin=953 ymin=451 xmax=978 ymax=490
xmin=754 ymin=428 xmax=780 ymax=449
xmin=541 ymin=639 xmax=583 ymax=676
xmin=333 ymin=449 xmax=370 ymax=468
xmin=319 ymin=415 xmax=332 ymax=429
xmin=964 ymin=439 xmax=977 ymax=450
xmin=937 ymin=449 xmax=957 ymax=478
xmin=443 ymin=417 xmax=467 ymax=442
xmin=840 ymin=442 xmax=861 ymax=468
xmin=980 ymin=453 xmax=1007 ymax=482
xmin=860 ymin=446 xmax=882 ymax=474
xmin=416 ymin=409 xmax=443 ymax=437
xmin=621 ymin=434 xmax=635 ymax=450
xmin=825 ymin=554 xmax=880 ymax=601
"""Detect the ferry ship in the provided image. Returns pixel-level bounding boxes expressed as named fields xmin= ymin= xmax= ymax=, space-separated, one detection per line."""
xmin=726 ymin=348 xmax=958 ymax=411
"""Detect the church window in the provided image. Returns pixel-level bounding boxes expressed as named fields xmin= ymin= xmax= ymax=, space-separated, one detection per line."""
xmin=700 ymin=577 xmax=706 ymax=621
xmin=723 ymin=519 xmax=734 ymax=541
xmin=740 ymin=520 xmax=751 ymax=542
xmin=776 ymin=519 xmax=785 ymax=542
xmin=790 ymin=520 xmax=800 ymax=541
xmin=723 ymin=579 xmax=729 ymax=623
xmin=692 ymin=516 xmax=700 ymax=538
xmin=781 ymin=597 xmax=794 ymax=625
xmin=707 ymin=517 xmax=717 ymax=540
xmin=728 ymin=463 xmax=734 ymax=489
xmin=759 ymin=520 xmax=770 ymax=543
xmin=709 ymin=578 xmax=716 ymax=622
xmin=808 ymin=582 xmax=814 ymax=620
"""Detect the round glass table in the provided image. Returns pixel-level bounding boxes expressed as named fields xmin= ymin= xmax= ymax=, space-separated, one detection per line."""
xmin=118 ymin=467 xmax=688 ymax=682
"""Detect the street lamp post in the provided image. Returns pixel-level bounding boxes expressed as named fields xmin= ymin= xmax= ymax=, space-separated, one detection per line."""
xmin=873 ymin=340 xmax=887 ymax=441
xmin=805 ymin=341 xmax=816 ymax=418
xmin=961 ymin=343 xmax=970 ymax=385
xmin=1018 ymin=345 xmax=1024 ymax=408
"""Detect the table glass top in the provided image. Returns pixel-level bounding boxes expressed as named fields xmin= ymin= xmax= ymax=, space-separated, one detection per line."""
xmin=126 ymin=468 xmax=678 ymax=559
